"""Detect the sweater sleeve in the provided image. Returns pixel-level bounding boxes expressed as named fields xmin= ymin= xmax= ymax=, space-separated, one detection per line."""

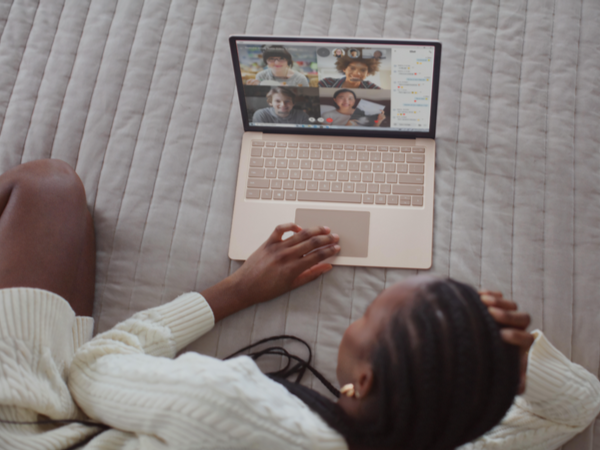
xmin=68 ymin=293 xmax=345 ymax=449
xmin=459 ymin=330 xmax=600 ymax=450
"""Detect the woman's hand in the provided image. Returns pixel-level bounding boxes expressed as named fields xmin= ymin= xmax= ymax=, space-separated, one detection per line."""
xmin=375 ymin=110 xmax=386 ymax=127
xmin=479 ymin=291 xmax=534 ymax=395
xmin=202 ymin=223 xmax=340 ymax=322
xmin=246 ymin=78 xmax=260 ymax=85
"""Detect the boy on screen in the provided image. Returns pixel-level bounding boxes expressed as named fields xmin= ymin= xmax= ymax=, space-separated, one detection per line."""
xmin=252 ymin=87 xmax=310 ymax=125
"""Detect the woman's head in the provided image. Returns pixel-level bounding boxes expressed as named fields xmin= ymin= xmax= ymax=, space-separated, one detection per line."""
xmin=333 ymin=89 xmax=357 ymax=110
xmin=335 ymin=56 xmax=380 ymax=82
xmin=336 ymin=275 xmax=520 ymax=450
xmin=262 ymin=46 xmax=293 ymax=68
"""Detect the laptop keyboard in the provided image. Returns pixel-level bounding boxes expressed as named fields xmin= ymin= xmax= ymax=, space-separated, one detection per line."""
xmin=246 ymin=140 xmax=425 ymax=207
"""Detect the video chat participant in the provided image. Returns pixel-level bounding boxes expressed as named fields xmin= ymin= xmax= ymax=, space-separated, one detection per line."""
xmin=323 ymin=89 xmax=386 ymax=127
xmin=252 ymin=87 xmax=310 ymax=125
xmin=246 ymin=46 xmax=309 ymax=87
xmin=319 ymin=54 xmax=382 ymax=89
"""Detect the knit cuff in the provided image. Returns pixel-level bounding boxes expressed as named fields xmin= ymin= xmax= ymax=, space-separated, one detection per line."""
xmin=522 ymin=330 xmax=587 ymax=404
xmin=72 ymin=316 xmax=95 ymax=350
xmin=151 ymin=292 xmax=215 ymax=353
xmin=0 ymin=287 xmax=76 ymax=361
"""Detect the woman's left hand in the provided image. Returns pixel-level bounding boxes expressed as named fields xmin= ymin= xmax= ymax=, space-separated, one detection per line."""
xmin=479 ymin=291 xmax=534 ymax=395
xmin=202 ymin=224 xmax=340 ymax=322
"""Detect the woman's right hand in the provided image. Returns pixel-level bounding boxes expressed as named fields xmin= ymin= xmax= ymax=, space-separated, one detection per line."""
xmin=202 ymin=224 xmax=340 ymax=322
xmin=246 ymin=78 xmax=260 ymax=85
xmin=479 ymin=291 xmax=534 ymax=395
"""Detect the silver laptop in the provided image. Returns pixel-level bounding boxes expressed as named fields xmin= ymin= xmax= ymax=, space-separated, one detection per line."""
xmin=228 ymin=35 xmax=441 ymax=269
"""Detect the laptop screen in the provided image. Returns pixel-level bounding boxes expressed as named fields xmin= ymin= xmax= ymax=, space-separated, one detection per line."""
xmin=229 ymin=36 xmax=441 ymax=139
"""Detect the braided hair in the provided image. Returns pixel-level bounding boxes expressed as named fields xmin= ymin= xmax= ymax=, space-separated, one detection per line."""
xmin=232 ymin=278 xmax=520 ymax=450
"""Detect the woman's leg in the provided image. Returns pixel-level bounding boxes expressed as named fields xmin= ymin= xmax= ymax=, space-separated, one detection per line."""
xmin=0 ymin=159 xmax=95 ymax=316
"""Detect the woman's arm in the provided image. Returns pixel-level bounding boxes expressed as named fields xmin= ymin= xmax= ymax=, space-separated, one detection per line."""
xmin=202 ymin=223 xmax=339 ymax=322
xmin=68 ymin=224 xmax=341 ymax=446
xmin=459 ymin=293 xmax=600 ymax=450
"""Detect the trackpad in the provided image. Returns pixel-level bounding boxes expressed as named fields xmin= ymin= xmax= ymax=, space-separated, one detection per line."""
xmin=295 ymin=209 xmax=370 ymax=257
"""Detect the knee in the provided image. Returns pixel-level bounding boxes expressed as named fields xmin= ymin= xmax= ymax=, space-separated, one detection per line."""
xmin=11 ymin=159 xmax=88 ymax=210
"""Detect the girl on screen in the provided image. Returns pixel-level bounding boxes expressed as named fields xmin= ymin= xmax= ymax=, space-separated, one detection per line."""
xmin=323 ymin=89 xmax=386 ymax=127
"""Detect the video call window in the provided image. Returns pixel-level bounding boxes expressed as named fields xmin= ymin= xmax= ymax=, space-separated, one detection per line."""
xmin=238 ymin=45 xmax=318 ymax=87
xmin=234 ymin=41 xmax=434 ymax=132
xmin=316 ymin=47 xmax=391 ymax=90
xmin=245 ymin=86 xmax=320 ymax=125
xmin=319 ymin=88 xmax=390 ymax=128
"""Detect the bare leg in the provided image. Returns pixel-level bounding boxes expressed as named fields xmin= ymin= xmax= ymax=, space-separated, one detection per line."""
xmin=0 ymin=159 xmax=95 ymax=316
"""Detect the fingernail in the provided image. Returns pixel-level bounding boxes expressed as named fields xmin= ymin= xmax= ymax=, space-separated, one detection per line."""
xmin=334 ymin=245 xmax=341 ymax=252
xmin=332 ymin=233 xmax=339 ymax=240
xmin=481 ymin=294 xmax=495 ymax=303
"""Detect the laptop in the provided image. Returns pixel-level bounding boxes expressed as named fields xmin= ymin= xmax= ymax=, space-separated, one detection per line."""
xmin=228 ymin=35 xmax=442 ymax=269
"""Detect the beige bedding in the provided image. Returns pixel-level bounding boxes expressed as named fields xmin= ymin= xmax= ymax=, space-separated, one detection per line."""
xmin=0 ymin=1 xmax=599 ymax=448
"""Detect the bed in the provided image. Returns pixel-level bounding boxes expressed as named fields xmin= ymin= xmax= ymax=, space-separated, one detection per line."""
xmin=0 ymin=0 xmax=598 ymax=448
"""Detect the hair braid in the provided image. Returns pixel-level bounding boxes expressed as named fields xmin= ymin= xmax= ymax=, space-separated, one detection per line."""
xmin=238 ymin=278 xmax=520 ymax=450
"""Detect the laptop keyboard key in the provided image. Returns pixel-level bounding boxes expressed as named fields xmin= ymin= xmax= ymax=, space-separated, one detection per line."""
xmin=363 ymin=194 xmax=374 ymax=204
xmin=261 ymin=190 xmax=272 ymax=199
xmin=388 ymin=195 xmax=399 ymax=205
xmin=285 ymin=191 xmax=297 ymax=200
xmin=407 ymin=154 xmax=425 ymax=163
xmin=298 ymin=192 xmax=362 ymax=203
xmin=398 ymin=175 xmax=424 ymax=184
xmin=248 ymin=179 xmax=269 ymax=189
xmin=412 ymin=196 xmax=424 ymax=206
xmin=376 ymin=195 xmax=387 ymax=205
xmin=246 ymin=189 xmax=260 ymax=199
xmin=252 ymin=140 xmax=264 ymax=146
xmin=393 ymin=185 xmax=424 ymax=195
xmin=249 ymin=168 xmax=265 ymax=178
xmin=273 ymin=191 xmax=284 ymax=200
xmin=400 ymin=195 xmax=411 ymax=205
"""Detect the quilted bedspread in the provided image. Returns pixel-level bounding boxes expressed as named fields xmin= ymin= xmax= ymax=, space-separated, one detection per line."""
xmin=0 ymin=0 xmax=598 ymax=448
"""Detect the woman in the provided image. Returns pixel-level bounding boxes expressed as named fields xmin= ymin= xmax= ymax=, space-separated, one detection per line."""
xmin=319 ymin=55 xmax=381 ymax=89
xmin=1 ymin=160 xmax=599 ymax=449
xmin=246 ymin=46 xmax=309 ymax=87
xmin=323 ymin=90 xmax=385 ymax=127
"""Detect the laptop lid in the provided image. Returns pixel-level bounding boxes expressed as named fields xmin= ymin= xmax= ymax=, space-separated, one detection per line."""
xmin=229 ymin=35 xmax=442 ymax=140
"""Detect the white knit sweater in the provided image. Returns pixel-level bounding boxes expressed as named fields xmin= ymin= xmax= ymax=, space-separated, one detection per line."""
xmin=1 ymin=288 xmax=599 ymax=449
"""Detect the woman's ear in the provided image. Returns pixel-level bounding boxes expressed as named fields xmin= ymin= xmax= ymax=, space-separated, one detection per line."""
xmin=355 ymin=363 xmax=374 ymax=399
